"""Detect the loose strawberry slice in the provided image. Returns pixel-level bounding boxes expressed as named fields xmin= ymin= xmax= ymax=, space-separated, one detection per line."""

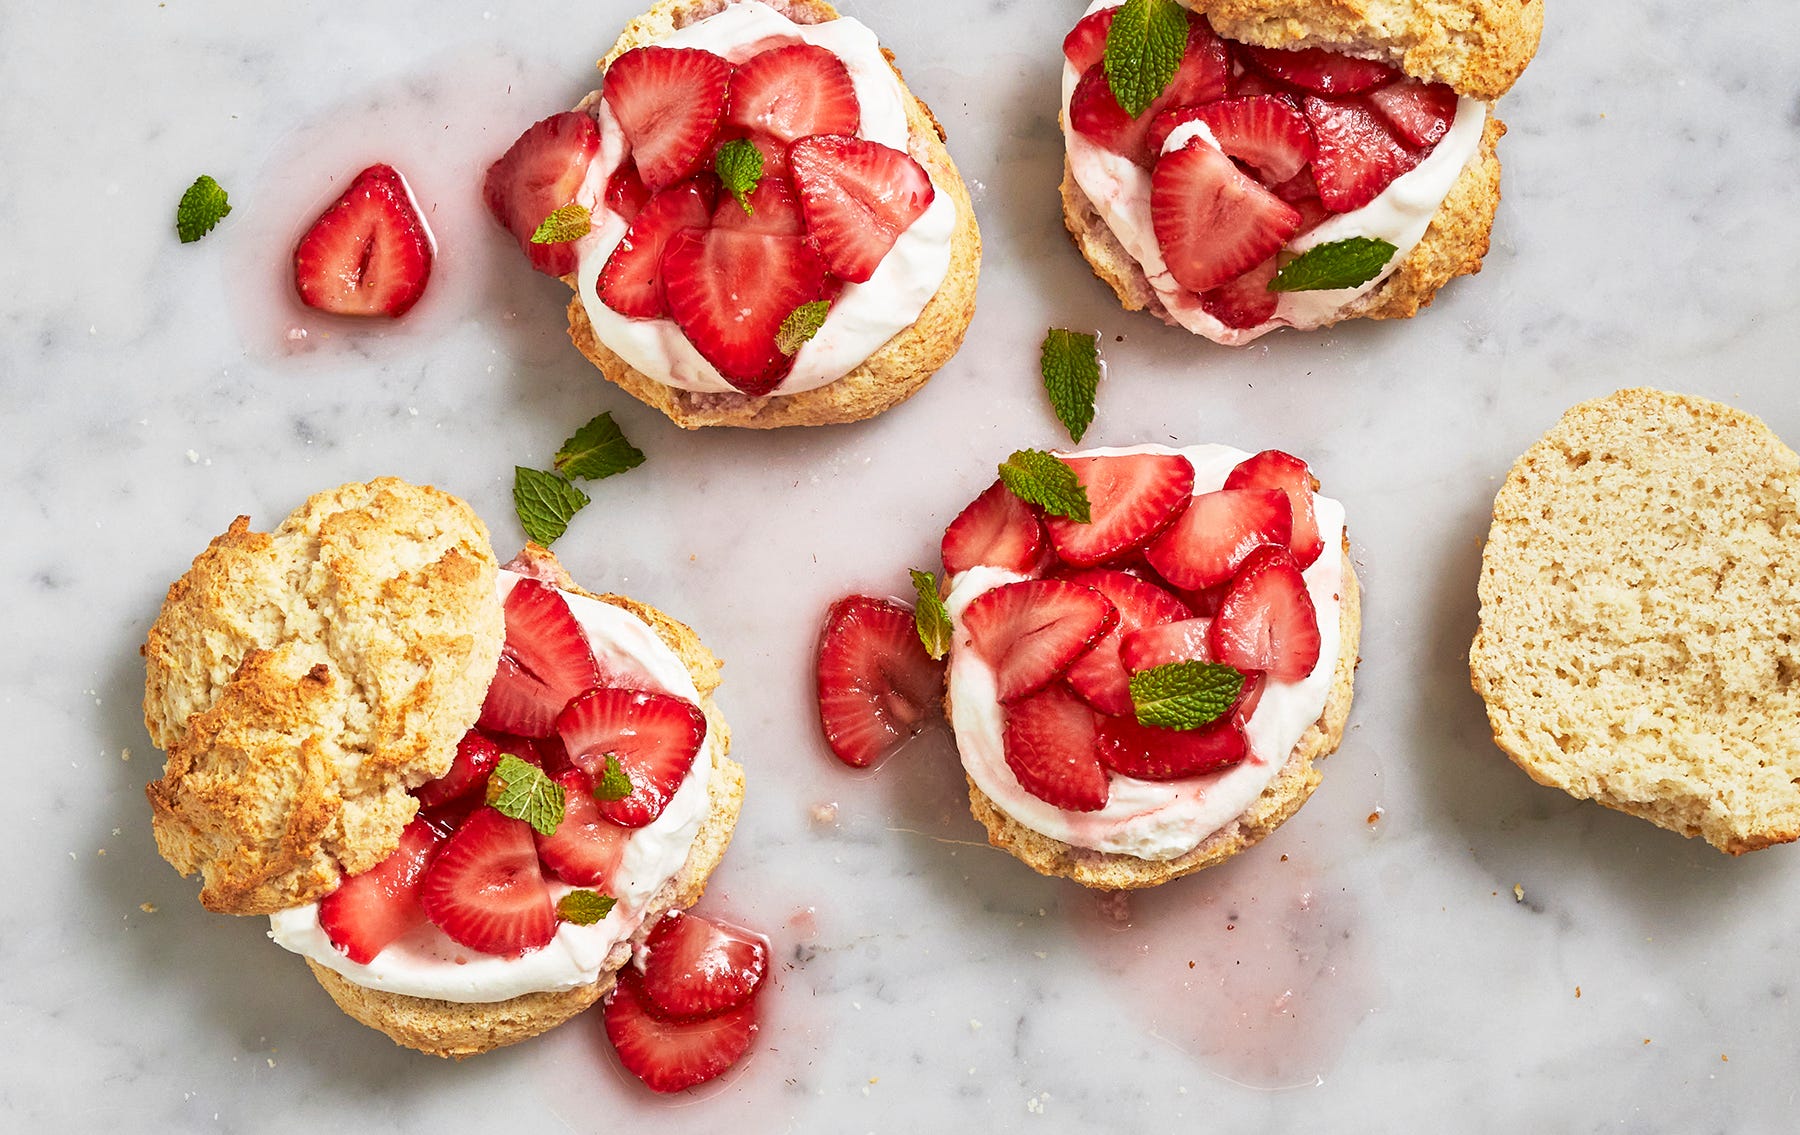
xmin=1062 ymin=8 xmax=1114 ymax=72
xmin=1243 ymin=44 xmax=1397 ymax=95
xmin=1095 ymin=713 xmax=1249 ymax=780
xmin=603 ymin=47 xmax=733 ymax=192
xmin=605 ymin=966 xmax=758 ymax=1094
xmin=662 ymin=226 xmax=831 ymax=394
xmin=318 ymin=818 xmax=444 ymax=964
xmin=1120 ymin=616 xmax=1216 ymax=673
xmin=1211 ymin=545 xmax=1322 ymax=682
xmin=293 ymin=163 xmax=434 ymax=318
xmin=1144 ymin=488 xmax=1293 ymax=591
xmin=1057 ymin=569 xmax=1192 ymax=717
xmin=963 ymin=579 xmax=1119 ymax=704
xmin=484 ymin=111 xmax=602 ymax=277
xmin=1368 ymin=77 xmax=1458 ymax=148
xmin=418 ymin=809 xmax=556 ymax=957
xmin=1151 ymin=140 xmax=1301 ymax=294
xmin=640 ymin=910 xmax=770 ymax=1019
xmin=478 ymin=579 xmax=602 ymax=739
xmin=605 ymin=161 xmax=651 ymax=223
xmin=815 ymin=595 xmax=943 ymax=769
xmin=1001 ymin=684 xmax=1109 ymax=811
xmin=1154 ymin=96 xmax=1316 ymax=183
xmin=941 ymin=479 xmax=1049 ymax=577
xmin=1303 ymin=94 xmax=1420 ymax=213
xmin=725 ymin=44 xmax=860 ymax=146
xmin=1044 ymin=452 xmax=1196 ymax=567
xmin=415 ymin=730 xmax=503 ymax=810
xmin=1225 ymin=449 xmax=1325 ymax=569
xmin=597 ymin=177 xmax=716 ymax=319
xmin=557 ymin=687 xmax=707 ymax=828
xmin=788 ymin=135 xmax=934 ymax=284
xmin=711 ymin=175 xmax=806 ymax=237
xmin=1200 ymin=256 xmax=1281 ymax=330
xmin=534 ymin=769 xmax=631 ymax=887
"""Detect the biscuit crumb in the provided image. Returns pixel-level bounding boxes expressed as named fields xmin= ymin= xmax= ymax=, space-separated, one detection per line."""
xmin=120 ymin=748 xmax=131 ymax=762
xmin=1574 ymin=986 xmax=1580 ymax=998
xmin=1366 ymin=809 xmax=1383 ymax=824
xmin=140 ymin=902 xmax=158 ymax=913
xmin=1513 ymin=884 xmax=1524 ymax=902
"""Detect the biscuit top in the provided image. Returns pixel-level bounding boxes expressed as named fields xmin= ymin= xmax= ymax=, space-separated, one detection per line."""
xmin=143 ymin=479 xmax=505 ymax=914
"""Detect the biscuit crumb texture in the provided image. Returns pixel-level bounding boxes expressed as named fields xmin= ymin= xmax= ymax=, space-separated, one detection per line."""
xmin=1471 ymin=389 xmax=1800 ymax=853
xmin=143 ymin=479 xmax=504 ymax=914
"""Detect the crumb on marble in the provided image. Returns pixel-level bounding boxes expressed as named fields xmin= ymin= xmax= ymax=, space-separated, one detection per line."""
xmin=1574 ymin=986 xmax=1581 ymax=998
xmin=1366 ymin=808 xmax=1382 ymax=824
xmin=140 ymin=902 xmax=157 ymax=913
xmin=120 ymin=748 xmax=131 ymax=762
xmin=1513 ymin=884 xmax=1524 ymax=903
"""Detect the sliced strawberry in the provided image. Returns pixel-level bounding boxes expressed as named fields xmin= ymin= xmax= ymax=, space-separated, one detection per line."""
xmin=962 ymin=579 xmax=1119 ymax=704
xmin=1062 ymin=8 xmax=1114 ymax=73
xmin=483 ymin=112 xmax=601 ymax=277
xmin=1303 ymin=94 xmax=1420 ymax=213
xmin=1096 ymin=713 xmax=1249 ymax=780
xmin=603 ymin=46 xmax=732 ymax=191
xmin=640 ymin=910 xmax=770 ymax=1020
xmin=1290 ymin=194 xmax=1333 ymax=236
xmin=597 ymin=176 xmax=716 ymax=319
xmin=1069 ymin=15 xmax=1231 ymax=166
xmin=788 ymin=135 xmax=934 ymax=284
xmin=1120 ymin=616 xmax=1216 ymax=673
xmin=293 ymin=163 xmax=433 ymax=318
xmin=1044 ymin=452 xmax=1196 ymax=568
xmin=1175 ymin=582 xmax=1228 ymax=617
xmin=478 ymin=579 xmax=602 ymax=739
xmin=1172 ymin=12 xmax=1235 ymax=104
xmin=414 ymin=730 xmax=503 ymax=810
xmin=1229 ymin=64 xmax=1302 ymax=106
xmin=1151 ymin=140 xmax=1301 ymax=294
xmin=605 ymin=966 xmax=758 ymax=1093
xmin=605 ymin=161 xmax=651 ymax=223
xmin=534 ymin=769 xmax=630 ymax=887
xmin=490 ymin=731 xmax=575 ymax=778
xmin=1068 ymin=64 xmax=1153 ymax=162
xmin=1001 ymin=684 xmax=1109 ymax=811
xmin=1270 ymin=166 xmax=1320 ymax=203
xmin=418 ymin=809 xmax=556 ymax=957
xmin=1225 ymin=449 xmax=1325 ymax=568
xmin=941 ymin=479 xmax=1048 ymax=577
xmin=662 ymin=226 xmax=831 ymax=394
xmin=1243 ymin=45 xmax=1397 ymax=95
xmin=725 ymin=44 xmax=860 ymax=146
xmin=815 ymin=595 xmax=943 ymax=769
xmin=1368 ymin=77 xmax=1458 ymax=148
xmin=557 ymin=687 xmax=707 ymax=828
xmin=711 ymin=175 xmax=806 ymax=237
xmin=318 ymin=817 xmax=443 ymax=964
xmin=1057 ymin=569 xmax=1192 ymax=717
xmin=1155 ymin=96 xmax=1315 ymax=183
xmin=1211 ymin=545 xmax=1322 ymax=683
xmin=1144 ymin=488 xmax=1293 ymax=591
xmin=1200 ymin=256 xmax=1281 ymax=330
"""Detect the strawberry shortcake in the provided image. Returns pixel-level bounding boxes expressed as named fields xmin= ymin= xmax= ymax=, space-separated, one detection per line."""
xmin=485 ymin=0 xmax=981 ymax=429
xmin=1059 ymin=0 xmax=1541 ymax=343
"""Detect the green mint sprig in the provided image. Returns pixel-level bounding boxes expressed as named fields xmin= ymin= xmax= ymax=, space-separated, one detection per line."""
xmin=531 ymin=202 xmax=593 ymax=245
xmin=1104 ymin=0 xmax=1189 ymax=118
xmin=1040 ymin=328 xmax=1101 ymax=444
xmin=714 ymin=138 xmax=765 ymax=214
xmin=910 ymin=569 xmax=953 ymax=660
xmin=1128 ymin=662 xmax=1244 ymax=730
xmin=776 ymin=299 xmax=831 ymax=356
xmin=557 ymin=890 xmax=617 ymax=925
xmin=593 ymin=754 xmax=633 ymax=802
xmin=1269 ymin=237 xmax=1399 ymax=292
xmin=998 ymin=449 xmax=1091 ymax=524
xmin=486 ymin=754 xmax=566 ymax=836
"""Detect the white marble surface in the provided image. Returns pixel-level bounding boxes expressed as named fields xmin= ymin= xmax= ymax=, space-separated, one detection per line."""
xmin=6 ymin=1 xmax=1800 ymax=1130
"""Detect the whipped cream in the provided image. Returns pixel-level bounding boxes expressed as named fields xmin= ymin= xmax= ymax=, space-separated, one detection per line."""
xmin=1061 ymin=0 xmax=1487 ymax=345
xmin=945 ymin=444 xmax=1345 ymax=861
xmin=268 ymin=570 xmax=715 ymax=1003
xmin=572 ymin=0 xmax=956 ymax=397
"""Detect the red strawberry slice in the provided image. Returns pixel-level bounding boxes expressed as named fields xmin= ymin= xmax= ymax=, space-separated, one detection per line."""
xmin=597 ymin=177 xmax=716 ymax=319
xmin=1068 ymin=64 xmax=1153 ymax=163
xmin=1211 ymin=545 xmax=1322 ymax=682
xmin=1057 ymin=569 xmax=1192 ymax=717
xmin=1152 ymin=96 xmax=1316 ymax=183
xmin=1172 ymin=12 xmax=1235 ymax=104
xmin=418 ymin=809 xmax=556 ymax=957
xmin=1001 ymin=684 xmax=1109 ymax=811
xmin=1270 ymin=166 xmax=1320 ymax=203
xmin=725 ymin=44 xmax=860 ymax=146
xmin=605 ymin=161 xmax=651 ymax=223
xmin=1095 ymin=713 xmax=1249 ymax=780
xmin=1225 ymin=449 xmax=1325 ymax=568
xmin=1243 ymin=44 xmax=1397 ymax=95
xmin=815 ymin=595 xmax=944 ymax=769
xmin=1368 ymin=77 xmax=1458 ymax=148
xmin=318 ymin=817 xmax=444 ymax=964
xmin=640 ymin=910 xmax=770 ymax=1020
xmin=557 ymin=687 xmax=707 ymax=828
xmin=602 ymin=47 xmax=733 ymax=192
xmin=1069 ymin=15 xmax=1231 ymax=166
xmin=662 ymin=226 xmax=831 ymax=394
xmin=1303 ymin=94 xmax=1420 ymax=213
xmin=1200 ymin=256 xmax=1281 ymax=330
xmin=1144 ymin=488 xmax=1293 ymax=590
xmin=1151 ymin=140 xmax=1301 ymax=294
xmin=489 ymin=731 xmax=575 ymax=778
xmin=962 ymin=579 xmax=1119 ymax=704
xmin=1062 ymin=8 xmax=1114 ymax=73
xmin=534 ymin=769 xmax=630 ymax=887
xmin=484 ymin=112 xmax=602 ymax=277
xmin=415 ymin=730 xmax=503 ymax=811
xmin=1229 ymin=64 xmax=1302 ymax=106
xmin=1044 ymin=452 xmax=1196 ymax=568
xmin=788 ymin=135 xmax=934 ymax=284
xmin=941 ymin=479 xmax=1049 ymax=577
xmin=605 ymin=966 xmax=758 ymax=1093
xmin=293 ymin=163 xmax=434 ymax=318
xmin=1119 ymin=616 xmax=1215 ymax=673
xmin=711 ymin=175 xmax=806 ymax=237
xmin=478 ymin=579 xmax=601 ymax=739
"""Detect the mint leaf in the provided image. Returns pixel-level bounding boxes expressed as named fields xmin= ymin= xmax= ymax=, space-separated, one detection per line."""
xmin=1104 ymin=0 xmax=1189 ymax=118
xmin=530 ymin=202 xmax=592 ymax=245
xmin=557 ymin=889 xmax=617 ymax=925
xmin=485 ymin=754 xmax=566 ymax=836
xmin=776 ymin=299 xmax=830 ymax=356
xmin=1129 ymin=662 xmax=1244 ymax=730
xmin=513 ymin=467 xmax=590 ymax=547
xmin=554 ymin=411 xmax=645 ymax=482
xmin=1269 ymin=237 xmax=1399 ymax=292
xmin=176 ymin=175 xmax=232 ymax=243
xmin=1040 ymin=329 xmax=1101 ymax=443
xmin=999 ymin=449 xmax=1091 ymax=524
xmin=714 ymin=138 xmax=765 ymax=214
xmin=592 ymin=753 xmax=632 ymax=802
xmin=910 ymin=569 xmax=952 ymax=660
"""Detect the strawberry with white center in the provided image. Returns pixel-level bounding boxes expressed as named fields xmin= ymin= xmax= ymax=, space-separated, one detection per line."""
xmin=318 ymin=818 xmax=444 ymax=965
xmin=1211 ymin=544 xmax=1322 ymax=682
xmin=557 ymin=687 xmax=707 ymax=828
xmin=1095 ymin=711 xmax=1248 ymax=781
xmin=1043 ymin=452 xmax=1196 ymax=566
xmin=605 ymin=966 xmax=759 ymax=1093
xmin=941 ymin=480 xmax=1048 ymax=578
xmin=418 ymin=808 xmax=557 ymax=958
xmin=1058 ymin=569 xmax=1191 ymax=717
xmin=1152 ymin=140 xmax=1301 ymax=294
xmin=1242 ymin=44 xmax=1394 ymax=95
xmin=414 ymin=730 xmax=503 ymax=814
xmin=598 ymin=177 xmax=719 ymax=319
xmin=1224 ymin=449 xmax=1325 ymax=568
xmin=484 ymin=112 xmax=602 ymax=277
xmin=724 ymin=43 xmax=861 ymax=175
xmin=1302 ymin=94 xmax=1420 ymax=213
xmin=534 ymin=769 xmax=631 ymax=887
xmin=602 ymin=46 xmax=734 ymax=192
xmin=961 ymin=579 xmax=1119 ymax=704
xmin=661 ymin=224 xmax=833 ymax=393
xmin=789 ymin=135 xmax=935 ymax=283
xmin=1001 ymin=683 xmax=1110 ymax=812
xmin=479 ymin=579 xmax=603 ymax=739
xmin=815 ymin=595 xmax=944 ymax=769
xmin=292 ymin=163 xmax=434 ymax=318
xmin=638 ymin=910 xmax=769 ymax=1019
xmin=1145 ymin=487 xmax=1293 ymax=590
xmin=1066 ymin=10 xmax=1231 ymax=167
xmin=1119 ymin=616 xmax=1214 ymax=673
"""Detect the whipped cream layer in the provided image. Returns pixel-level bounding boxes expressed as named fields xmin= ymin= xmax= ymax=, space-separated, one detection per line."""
xmin=269 ymin=570 xmax=714 ymax=1004
xmin=1061 ymin=0 xmax=1486 ymax=345
xmin=945 ymin=444 xmax=1345 ymax=861
xmin=573 ymin=0 xmax=956 ymax=397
